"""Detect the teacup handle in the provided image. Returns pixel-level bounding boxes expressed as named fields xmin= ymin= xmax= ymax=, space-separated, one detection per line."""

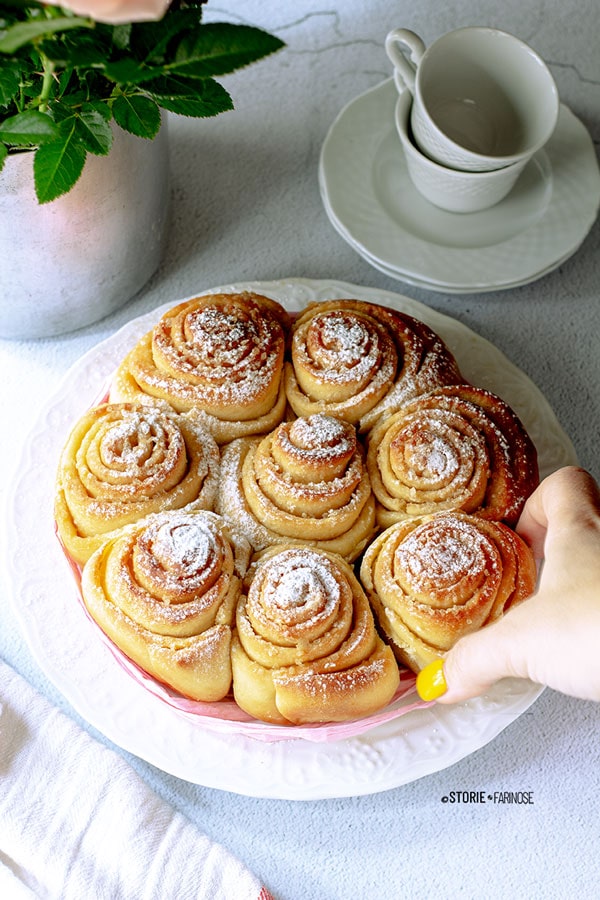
xmin=385 ymin=28 xmax=426 ymax=92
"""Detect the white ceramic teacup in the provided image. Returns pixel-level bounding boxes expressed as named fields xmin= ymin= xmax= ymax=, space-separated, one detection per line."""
xmin=394 ymin=86 xmax=528 ymax=213
xmin=385 ymin=26 xmax=559 ymax=172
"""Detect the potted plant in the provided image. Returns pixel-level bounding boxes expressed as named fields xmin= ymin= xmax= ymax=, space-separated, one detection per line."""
xmin=0 ymin=0 xmax=284 ymax=337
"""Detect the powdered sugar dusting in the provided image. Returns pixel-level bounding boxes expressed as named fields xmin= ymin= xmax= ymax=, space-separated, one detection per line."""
xmin=151 ymin=517 xmax=214 ymax=573
xmin=294 ymin=309 xmax=397 ymax=392
xmin=284 ymin=414 xmax=354 ymax=460
xmin=394 ymin=515 xmax=499 ymax=594
xmin=261 ymin=548 xmax=342 ymax=621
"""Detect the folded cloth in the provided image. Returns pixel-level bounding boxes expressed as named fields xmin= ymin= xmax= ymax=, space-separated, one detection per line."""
xmin=0 ymin=659 xmax=273 ymax=900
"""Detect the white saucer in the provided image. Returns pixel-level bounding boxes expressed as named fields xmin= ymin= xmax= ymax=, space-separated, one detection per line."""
xmin=319 ymin=79 xmax=600 ymax=293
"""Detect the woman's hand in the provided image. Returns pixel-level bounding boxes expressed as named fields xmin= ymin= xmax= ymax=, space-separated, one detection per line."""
xmin=417 ymin=467 xmax=600 ymax=703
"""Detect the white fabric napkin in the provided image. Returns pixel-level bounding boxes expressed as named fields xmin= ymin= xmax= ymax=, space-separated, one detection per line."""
xmin=0 ymin=659 xmax=273 ymax=900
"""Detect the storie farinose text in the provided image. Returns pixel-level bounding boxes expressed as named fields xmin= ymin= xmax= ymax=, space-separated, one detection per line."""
xmin=441 ymin=791 xmax=534 ymax=804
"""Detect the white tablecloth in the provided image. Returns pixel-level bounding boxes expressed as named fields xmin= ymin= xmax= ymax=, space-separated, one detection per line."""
xmin=1 ymin=2 xmax=599 ymax=898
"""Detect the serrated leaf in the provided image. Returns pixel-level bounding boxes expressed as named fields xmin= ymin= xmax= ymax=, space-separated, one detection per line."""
xmin=33 ymin=123 xmax=87 ymax=203
xmin=52 ymin=94 xmax=87 ymax=121
xmin=0 ymin=110 xmax=58 ymax=145
xmin=112 ymin=92 xmax=160 ymax=138
xmin=174 ymin=23 xmax=284 ymax=77
xmin=104 ymin=58 xmax=162 ymax=85
xmin=75 ymin=106 xmax=113 ymax=155
xmin=130 ymin=9 xmax=203 ymax=62
xmin=0 ymin=16 xmax=93 ymax=54
xmin=144 ymin=75 xmax=232 ymax=118
xmin=84 ymin=99 xmax=112 ymax=121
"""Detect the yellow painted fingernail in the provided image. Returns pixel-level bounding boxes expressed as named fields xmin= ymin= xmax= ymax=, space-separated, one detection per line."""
xmin=416 ymin=659 xmax=447 ymax=701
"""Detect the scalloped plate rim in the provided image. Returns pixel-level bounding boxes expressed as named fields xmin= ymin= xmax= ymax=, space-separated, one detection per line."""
xmin=319 ymin=80 xmax=600 ymax=291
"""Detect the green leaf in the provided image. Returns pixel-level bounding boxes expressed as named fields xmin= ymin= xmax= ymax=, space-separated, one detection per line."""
xmin=43 ymin=35 xmax=108 ymax=69
xmin=75 ymin=106 xmax=113 ymax=155
xmin=0 ymin=142 xmax=7 ymax=171
xmin=52 ymin=93 xmax=88 ymax=121
xmin=0 ymin=59 xmax=22 ymax=106
xmin=130 ymin=9 xmax=203 ymax=62
xmin=112 ymin=24 xmax=131 ymax=51
xmin=85 ymin=99 xmax=112 ymax=121
xmin=0 ymin=110 xmax=58 ymax=145
xmin=112 ymin=92 xmax=160 ymax=138
xmin=174 ymin=23 xmax=285 ymax=77
xmin=143 ymin=75 xmax=233 ymax=118
xmin=103 ymin=58 xmax=161 ymax=85
xmin=33 ymin=123 xmax=87 ymax=203
xmin=0 ymin=17 xmax=93 ymax=54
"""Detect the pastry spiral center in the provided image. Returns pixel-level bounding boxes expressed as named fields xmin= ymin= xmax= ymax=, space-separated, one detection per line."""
xmin=294 ymin=310 xmax=397 ymax=403
xmin=392 ymin=430 xmax=458 ymax=483
xmin=99 ymin=416 xmax=171 ymax=470
xmin=78 ymin=407 xmax=189 ymax=501
xmin=133 ymin=514 xmax=226 ymax=605
xmin=247 ymin=549 xmax=346 ymax=642
xmin=270 ymin=563 xmax=339 ymax=616
xmin=393 ymin=517 xmax=499 ymax=607
xmin=187 ymin=308 xmax=258 ymax=368
xmin=152 ymin=295 xmax=285 ymax=404
xmin=151 ymin=520 xmax=214 ymax=573
xmin=308 ymin=312 xmax=372 ymax=369
xmin=283 ymin=415 xmax=354 ymax=465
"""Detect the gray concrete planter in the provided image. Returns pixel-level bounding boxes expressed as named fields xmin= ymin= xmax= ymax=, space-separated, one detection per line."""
xmin=0 ymin=121 xmax=170 ymax=339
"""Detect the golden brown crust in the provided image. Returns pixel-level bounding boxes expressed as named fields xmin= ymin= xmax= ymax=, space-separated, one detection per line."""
xmin=55 ymin=292 xmax=543 ymax=724
xmin=367 ymin=384 xmax=539 ymax=528
xmin=55 ymin=403 xmax=220 ymax=565
xmin=285 ymin=300 xmax=399 ymax=424
xmin=231 ymin=545 xmax=400 ymax=724
xmin=217 ymin=415 xmax=376 ymax=562
xmin=80 ymin=511 xmax=252 ymax=701
xmin=285 ymin=299 xmax=462 ymax=430
xmin=110 ymin=292 xmax=290 ymax=443
xmin=360 ymin=512 xmax=537 ymax=672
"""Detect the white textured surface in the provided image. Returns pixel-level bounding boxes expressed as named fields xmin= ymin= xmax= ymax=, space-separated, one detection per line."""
xmin=1 ymin=2 xmax=599 ymax=898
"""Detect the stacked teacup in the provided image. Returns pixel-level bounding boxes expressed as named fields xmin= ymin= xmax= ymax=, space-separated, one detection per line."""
xmin=385 ymin=27 xmax=559 ymax=213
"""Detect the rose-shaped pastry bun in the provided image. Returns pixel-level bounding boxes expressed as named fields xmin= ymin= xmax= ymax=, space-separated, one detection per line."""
xmin=81 ymin=511 xmax=252 ymax=701
xmin=110 ymin=292 xmax=290 ymax=443
xmin=232 ymin=546 xmax=400 ymax=724
xmin=360 ymin=512 xmax=537 ymax=672
xmin=284 ymin=299 xmax=462 ymax=430
xmin=217 ymin=414 xmax=376 ymax=562
xmin=55 ymin=403 xmax=220 ymax=565
xmin=367 ymin=384 xmax=539 ymax=528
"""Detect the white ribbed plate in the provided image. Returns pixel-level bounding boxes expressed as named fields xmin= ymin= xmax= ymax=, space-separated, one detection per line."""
xmin=319 ymin=80 xmax=600 ymax=293
xmin=7 ymin=279 xmax=578 ymax=799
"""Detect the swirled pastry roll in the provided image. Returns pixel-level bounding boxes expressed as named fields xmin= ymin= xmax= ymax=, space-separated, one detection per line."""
xmin=55 ymin=403 xmax=220 ymax=565
xmin=360 ymin=512 xmax=537 ymax=672
xmin=217 ymin=414 xmax=376 ymax=562
xmin=367 ymin=384 xmax=539 ymax=528
xmin=81 ymin=511 xmax=252 ymax=701
xmin=110 ymin=292 xmax=290 ymax=444
xmin=284 ymin=299 xmax=462 ymax=430
xmin=232 ymin=546 xmax=400 ymax=724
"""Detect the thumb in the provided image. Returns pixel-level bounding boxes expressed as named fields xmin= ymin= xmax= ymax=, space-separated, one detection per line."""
xmin=417 ymin=609 xmax=531 ymax=704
